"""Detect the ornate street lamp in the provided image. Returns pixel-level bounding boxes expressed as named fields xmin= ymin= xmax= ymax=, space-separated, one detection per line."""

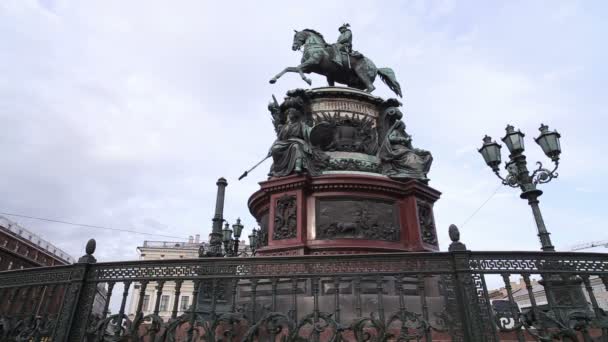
xmin=248 ymin=229 xmax=259 ymax=255
xmin=221 ymin=218 xmax=249 ymax=257
xmin=199 ymin=177 xmax=256 ymax=258
xmin=479 ymin=124 xmax=561 ymax=252
xmin=535 ymin=124 xmax=562 ymax=162
xmin=479 ymin=135 xmax=502 ymax=172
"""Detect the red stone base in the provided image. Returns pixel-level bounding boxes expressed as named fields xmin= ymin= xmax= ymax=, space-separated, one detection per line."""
xmin=248 ymin=174 xmax=441 ymax=255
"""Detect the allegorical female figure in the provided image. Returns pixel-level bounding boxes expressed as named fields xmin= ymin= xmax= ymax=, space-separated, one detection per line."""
xmin=269 ymin=106 xmax=328 ymax=177
xmin=379 ymin=106 xmax=433 ymax=181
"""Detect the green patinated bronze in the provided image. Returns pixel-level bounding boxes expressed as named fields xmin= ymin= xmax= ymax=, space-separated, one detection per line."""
xmin=269 ymin=25 xmax=403 ymax=98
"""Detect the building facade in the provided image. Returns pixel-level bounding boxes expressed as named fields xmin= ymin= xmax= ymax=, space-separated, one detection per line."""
xmin=127 ymin=237 xmax=206 ymax=321
xmin=0 ymin=215 xmax=74 ymax=271
xmin=126 ymin=236 xmax=250 ymax=321
xmin=490 ymin=276 xmax=608 ymax=311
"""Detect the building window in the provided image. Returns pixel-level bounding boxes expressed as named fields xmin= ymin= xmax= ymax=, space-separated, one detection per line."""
xmin=180 ymin=296 xmax=190 ymax=311
xmin=142 ymin=295 xmax=150 ymax=312
xmin=159 ymin=295 xmax=170 ymax=312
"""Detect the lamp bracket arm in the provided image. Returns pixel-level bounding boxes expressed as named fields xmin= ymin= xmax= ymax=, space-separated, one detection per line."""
xmin=531 ymin=160 xmax=559 ymax=185
xmin=494 ymin=170 xmax=519 ymax=188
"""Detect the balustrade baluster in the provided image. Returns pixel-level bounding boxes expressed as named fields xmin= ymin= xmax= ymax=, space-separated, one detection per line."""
xmin=0 ymin=288 xmax=10 ymax=314
xmin=312 ymin=277 xmax=320 ymax=342
xmin=354 ymin=276 xmax=362 ymax=318
xmin=135 ymin=281 xmax=149 ymax=318
xmin=102 ymin=282 xmax=114 ymax=319
xmin=250 ymin=279 xmax=258 ymax=322
xmin=0 ymin=288 xmax=5 ymax=314
xmin=211 ymin=278 xmax=218 ymax=320
xmin=375 ymin=276 xmax=385 ymax=324
xmin=581 ymin=275 xmax=607 ymax=339
xmin=396 ymin=275 xmax=406 ymax=315
xmin=417 ymin=274 xmax=432 ymax=342
xmin=271 ymin=278 xmax=278 ymax=312
xmin=38 ymin=285 xmax=50 ymax=317
xmin=6 ymin=288 xmax=17 ymax=314
xmin=171 ymin=280 xmax=183 ymax=319
xmin=153 ymin=280 xmax=165 ymax=315
xmin=17 ymin=286 xmax=31 ymax=317
xmin=501 ymin=273 xmax=525 ymax=342
xmin=115 ymin=281 xmax=132 ymax=337
xmin=522 ymin=274 xmax=545 ymax=335
xmin=333 ymin=276 xmax=341 ymax=323
xmin=42 ymin=284 xmax=57 ymax=333
xmin=602 ymin=275 xmax=608 ymax=291
xmin=187 ymin=280 xmax=201 ymax=342
xmin=479 ymin=273 xmax=499 ymax=341
xmin=290 ymin=277 xmax=298 ymax=322
xmin=231 ymin=278 xmax=238 ymax=313
xmin=540 ymin=273 xmax=558 ymax=321
xmin=133 ymin=280 xmax=148 ymax=335
xmin=148 ymin=280 xmax=167 ymax=341
xmin=30 ymin=286 xmax=42 ymax=317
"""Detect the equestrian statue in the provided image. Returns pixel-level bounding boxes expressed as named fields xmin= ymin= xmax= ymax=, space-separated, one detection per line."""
xmin=269 ymin=24 xmax=403 ymax=97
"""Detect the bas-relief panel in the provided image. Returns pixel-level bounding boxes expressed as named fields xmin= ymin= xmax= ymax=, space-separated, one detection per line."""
xmin=315 ymin=197 xmax=399 ymax=241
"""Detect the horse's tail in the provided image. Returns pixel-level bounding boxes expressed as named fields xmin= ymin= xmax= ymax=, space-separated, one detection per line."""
xmin=378 ymin=68 xmax=403 ymax=98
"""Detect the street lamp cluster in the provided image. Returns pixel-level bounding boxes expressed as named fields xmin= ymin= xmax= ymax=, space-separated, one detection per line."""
xmin=200 ymin=177 xmax=263 ymax=258
xmin=200 ymin=218 xmax=260 ymax=257
xmin=220 ymin=218 xmax=261 ymax=257
xmin=478 ymin=124 xmax=562 ymax=252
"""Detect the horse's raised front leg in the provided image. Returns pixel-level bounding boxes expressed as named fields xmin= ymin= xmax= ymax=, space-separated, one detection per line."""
xmin=269 ymin=66 xmax=312 ymax=85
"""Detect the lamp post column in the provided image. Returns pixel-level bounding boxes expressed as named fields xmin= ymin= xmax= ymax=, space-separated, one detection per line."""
xmin=521 ymin=190 xmax=555 ymax=252
xmin=209 ymin=177 xmax=228 ymax=257
xmin=510 ymin=151 xmax=556 ymax=252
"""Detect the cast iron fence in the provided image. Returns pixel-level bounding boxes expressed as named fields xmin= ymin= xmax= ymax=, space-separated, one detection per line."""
xmin=1 ymin=240 xmax=607 ymax=341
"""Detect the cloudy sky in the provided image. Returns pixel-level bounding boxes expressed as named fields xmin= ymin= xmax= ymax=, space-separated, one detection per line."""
xmin=1 ymin=0 xmax=607 ymax=262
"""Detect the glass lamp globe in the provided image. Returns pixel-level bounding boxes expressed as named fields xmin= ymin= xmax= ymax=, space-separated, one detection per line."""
xmin=502 ymin=125 xmax=525 ymax=154
xmin=535 ymin=124 xmax=561 ymax=161
xmin=222 ymin=222 xmax=233 ymax=243
xmin=232 ymin=218 xmax=244 ymax=239
xmin=478 ymin=135 xmax=502 ymax=171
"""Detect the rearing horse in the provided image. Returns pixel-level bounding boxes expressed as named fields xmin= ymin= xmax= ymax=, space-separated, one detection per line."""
xmin=270 ymin=29 xmax=403 ymax=97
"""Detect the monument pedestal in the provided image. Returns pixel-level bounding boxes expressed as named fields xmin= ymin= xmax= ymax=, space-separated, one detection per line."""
xmin=248 ymin=174 xmax=440 ymax=256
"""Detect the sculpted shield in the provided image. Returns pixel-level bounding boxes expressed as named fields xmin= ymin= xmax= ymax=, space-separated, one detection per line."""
xmin=309 ymin=121 xmax=335 ymax=149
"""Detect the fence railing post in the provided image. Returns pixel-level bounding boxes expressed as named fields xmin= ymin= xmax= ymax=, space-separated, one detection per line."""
xmin=451 ymin=250 xmax=479 ymax=341
xmin=52 ymin=239 xmax=99 ymax=342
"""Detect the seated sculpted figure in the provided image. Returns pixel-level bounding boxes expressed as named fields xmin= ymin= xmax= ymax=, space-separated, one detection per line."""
xmin=269 ymin=104 xmax=328 ymax=177
xmin=379 ymin=106 xmax=433 ymax=181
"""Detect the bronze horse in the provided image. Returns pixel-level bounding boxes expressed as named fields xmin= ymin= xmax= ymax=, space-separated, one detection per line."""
xmin=270 ymin=29 xmax=403 ymax=97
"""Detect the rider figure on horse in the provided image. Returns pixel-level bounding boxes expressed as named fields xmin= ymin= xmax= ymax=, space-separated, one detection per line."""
xmin=333 ymin=23 xmax=353 ymax=67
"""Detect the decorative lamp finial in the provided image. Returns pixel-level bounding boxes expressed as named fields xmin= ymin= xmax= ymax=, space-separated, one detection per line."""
xmin=448 ymin=225 xmax=467 ymax=252
xmin=78 ymin=238 xmax=97 ymax=263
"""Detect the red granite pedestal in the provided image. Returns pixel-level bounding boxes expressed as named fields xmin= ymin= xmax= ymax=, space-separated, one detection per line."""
xmin=248 ymin=174 xmax=441 ymax=256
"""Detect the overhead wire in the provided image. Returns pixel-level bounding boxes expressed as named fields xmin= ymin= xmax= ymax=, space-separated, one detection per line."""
xmin=0 ymin=211 xmax=187 ymax=240
xmin=2 ymin=184 xmax=503 ymax=240
xmin=460 ymin=184 xmax=503 ymax=227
